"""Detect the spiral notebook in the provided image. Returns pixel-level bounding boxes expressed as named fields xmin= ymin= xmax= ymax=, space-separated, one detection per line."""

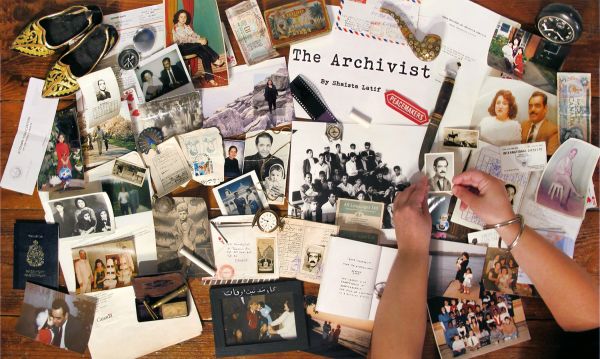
xmin=202 ymin=215 xmax=279 ymax=284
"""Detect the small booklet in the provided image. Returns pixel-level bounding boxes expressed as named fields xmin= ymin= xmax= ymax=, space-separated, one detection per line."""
xmin=335 ymin=198 xmax=384 ymax=244
xmin=13 ymin=221 xmax=59 ymax=289
xmin=316 ymin=237 xmax=397 ymax=320
xmin=277 ymin=218 xmax=338 ymax=284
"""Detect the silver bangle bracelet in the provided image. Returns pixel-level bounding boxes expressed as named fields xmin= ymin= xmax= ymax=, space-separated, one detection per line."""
xmin=483 ymin=214 xmax=523 ymax=230
xmin=505 ymin=219 xmax=526 ymax=252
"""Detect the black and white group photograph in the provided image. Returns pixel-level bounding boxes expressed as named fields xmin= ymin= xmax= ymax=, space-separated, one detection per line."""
xmin=46 ymin=193 xmax=115 ymax=238
xmin=136 ymin=91 xmax=203 ymax=140
xmin=288 ymin=122 xmax=424 ymax=229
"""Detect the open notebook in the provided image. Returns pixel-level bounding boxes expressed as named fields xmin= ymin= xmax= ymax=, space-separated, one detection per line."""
xmin=316 ymin=237 xmax=398 ymax=321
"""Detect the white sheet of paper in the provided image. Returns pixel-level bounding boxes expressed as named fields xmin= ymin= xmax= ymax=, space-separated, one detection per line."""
xmin=501 ymin=142 xmax=547 ymax=173
xmin=207 ymin=215 xmax=279 ymax=281
xmin=316 ymin=237 xmax=383 ymax=320
xmin=468 ymin=229 xmax=505 ymax=248
xmin=143 ymin=137 xmax=192 ymax=198
xmin=288 ymin=4 xmax=501 ymax=125
xmin=367 ymin=246 xmax=397 ymax=320
xmin=98 ymin=4 xmax=166 ymax=102
xmin=87 ymin=287 xmax=202 ymax=358
xmin=0 ymin=78 xmax=59 ymax=194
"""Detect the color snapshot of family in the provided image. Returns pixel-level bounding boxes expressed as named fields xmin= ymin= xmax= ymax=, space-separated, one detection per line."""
xmin=221 ymin=295 xmax=297 ymax=346
xmin=483 ymin=247 xmax=535 ymax=297
xmin=428 ymin=291 xmax=530 ymax=358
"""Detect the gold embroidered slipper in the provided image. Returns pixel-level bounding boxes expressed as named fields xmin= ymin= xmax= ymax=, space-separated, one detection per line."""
xmin=11 ymin=5 xmax=103 ymax=57
xmin=42 ymin=24 xmax=118 ymax=98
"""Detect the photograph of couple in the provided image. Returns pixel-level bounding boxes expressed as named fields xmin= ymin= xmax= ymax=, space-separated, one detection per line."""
xmin=428 ymin=291 xmax=530 ymax=358
xmin=472 ymin=77 xmax=559 ymax=154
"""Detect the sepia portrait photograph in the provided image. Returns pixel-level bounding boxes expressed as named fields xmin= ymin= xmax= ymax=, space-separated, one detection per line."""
xmin=424 ymin=153 xmax=454 ymax=194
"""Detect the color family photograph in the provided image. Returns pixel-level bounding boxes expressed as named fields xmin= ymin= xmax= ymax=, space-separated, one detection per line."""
xmin=71 ymin=237 xmax=137 ymax=294
xmin=16 ymin=282 xmax=97 ymax=354
xmin=428 ymin=291 xmax=530 ymax=358
xmin=165 ymin=0 xmax=229 ymax=88
xmin=487 ymin=21 xmax=569 ymax=92
xmin=213 ymin=171 xmax=269 ymax=215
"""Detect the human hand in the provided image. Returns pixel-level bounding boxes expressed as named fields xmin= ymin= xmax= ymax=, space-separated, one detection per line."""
xmin=392 ymin=175 xmax=431 ymax=253
xmin=198 ymin=37 xmax=207 ymax=45
xmin=452 ymin=170 xmax=515 ymax=226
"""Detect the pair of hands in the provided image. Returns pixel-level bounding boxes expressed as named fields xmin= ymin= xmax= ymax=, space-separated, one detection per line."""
xmin=393 ymin=170 xmax=516 ymax=252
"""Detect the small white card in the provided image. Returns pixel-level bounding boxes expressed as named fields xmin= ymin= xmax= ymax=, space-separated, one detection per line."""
xmin=467 ymin=228 xmax=505 ymax=248
xmin=78 ymin=67 xmax=122 ymax=128
xmin=0 ymin=78 xmax=59 ymax=195
xmin=500 ymin=142 xmax=547 ymax=174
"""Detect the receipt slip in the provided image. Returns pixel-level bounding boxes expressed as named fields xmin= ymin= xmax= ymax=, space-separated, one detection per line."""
xmin=501 ymin=142 xmax=547 ymax=174
xmin=1 ymin=78 xmax=59 ymax=195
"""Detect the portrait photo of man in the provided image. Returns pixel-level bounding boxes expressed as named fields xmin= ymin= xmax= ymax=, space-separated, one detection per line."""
xmin=95 ymin=79 xmax=111 ymax=101
xmin=425 ymin=153 xmax=454 ymax=193
xmin=520 ymin=91 xmax=559 ymax=155
xmin=50 ymin=298 xmax=88 ymax=352
xmin=302 ymin=244 xmax=324 ymax=273
xmin=159 ymin=57 xmax=189 ymax=92
xmin=243 ymin=132 xmax=285 ymax=181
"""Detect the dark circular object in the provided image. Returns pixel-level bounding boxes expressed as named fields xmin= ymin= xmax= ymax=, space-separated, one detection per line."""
xmin=133 ymin=27 xmax=157 ymax=53
xmin=118 ymin=48 xmax=140 ymax=70
xmin=536 ymin=3 xmax=583 ymax=44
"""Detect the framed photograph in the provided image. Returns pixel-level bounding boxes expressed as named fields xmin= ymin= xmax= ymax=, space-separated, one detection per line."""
xmin=71 ymin=236 xmax=137 ymax=294
xmin=133 ymin=44 xmax=194 ymax=102
xmin=442 ymin=128 xmax=479 ymax=149
xmin=424 ymin=153 xmax=454 ymax=193
xmin=202 ymin=57 xmax=293 ymax=138
xmin=223 ymin=140 xmax=245 ymax=178
xmin=243 ymin=130 xmax=291 ymax=205
xmin=15 ymin=282 xmax=97 ymax=354
xmin=38 ymin=107 xmax=85 ymax=192
xmin=152 ymin=196 xmax=214 ymax=276
xmin=45 ymin=193 xmax=115 ymax=239
xmin=165 ymin=0 xmax=229 ymax=88
xmin=135 ymin=91 xmax=203 ymax=141
xmin=210 ymin=280 xmax=309 ymax=356
xmin=487 ymin=21 xmax=569 ymax=93
xmin=213 ymin=171 xmax=269 ymax=215
xmin=427 ymin=290 xmax=530 ymax=358
xmin=101 ymin=178 xmax=153 ymax=217
xmin=470 ymin=76 xmax=558 ymax=154
xmin=80 ymin=101 xmax=136 ymax=169
xmin=112 ymin=158 xmax=147 ymax=187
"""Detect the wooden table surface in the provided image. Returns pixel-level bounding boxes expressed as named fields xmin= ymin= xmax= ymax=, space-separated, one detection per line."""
xmin=1 ymin=0 xmax=598 ymax=358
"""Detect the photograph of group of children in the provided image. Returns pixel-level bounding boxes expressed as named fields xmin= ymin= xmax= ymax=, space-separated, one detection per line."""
xmin=428 ymin=291 xmax=530 ymax=358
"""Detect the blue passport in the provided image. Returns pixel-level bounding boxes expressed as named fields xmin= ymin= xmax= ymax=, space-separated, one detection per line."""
xmin=13 ymin=221 xmax=59 ymax=289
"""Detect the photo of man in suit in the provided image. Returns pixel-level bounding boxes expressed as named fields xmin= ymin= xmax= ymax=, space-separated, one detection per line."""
xmin=521 ymin=91 xmax=559 ymax=155
xmin=50 ymin=298 xmax=88 ymax=353
xmin=243 ymin=132 xmax=284 ymax=181
xmin=428 ymin=156 xmax=452 ymax=192
xmin=95 ymin=79 xmax=111 ymax=101
xmin=159 ymin=57 xmax=189 ymax=93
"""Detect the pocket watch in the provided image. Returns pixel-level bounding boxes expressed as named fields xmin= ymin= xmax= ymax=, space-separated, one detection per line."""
xmin=252 ymin=208 xmax=284 ymax=233
xmin=536 ymin=3 xmax=583 ymax=44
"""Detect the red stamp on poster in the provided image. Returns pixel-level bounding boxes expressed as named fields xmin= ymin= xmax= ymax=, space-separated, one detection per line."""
xmin=384 ymin=90 xmax=429 ymax=125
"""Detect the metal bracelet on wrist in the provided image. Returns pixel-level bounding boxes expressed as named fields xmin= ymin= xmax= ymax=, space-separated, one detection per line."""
xmin=483 ymin=214 xmax=523 ymax=230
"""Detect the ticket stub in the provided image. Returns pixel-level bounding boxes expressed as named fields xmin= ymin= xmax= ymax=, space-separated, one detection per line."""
xmin=500 ymin=142 xmax=547 ymax=174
